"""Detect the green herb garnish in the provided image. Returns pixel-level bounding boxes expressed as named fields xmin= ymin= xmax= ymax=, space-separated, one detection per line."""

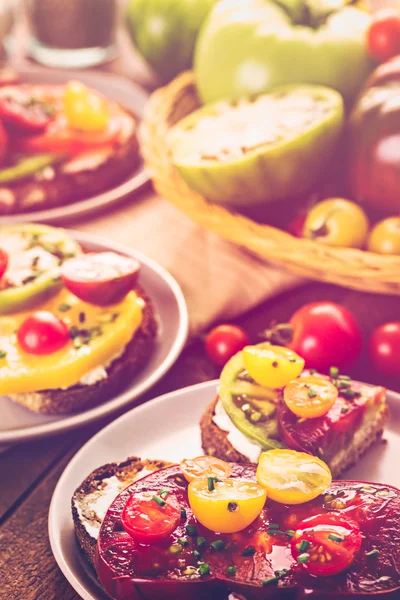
xmin=178 ymin=537 xmax=188 ymax=546
xmin=297 ymin=553 xmax=309 ymax=564
xmin=226 ymin=566 xmax=236 ymax=575
xmin=199 ymin=563 xmax=210 ymax=576
xmin=297 ymin=540 xmax=310 ymax=553
xmin=159 ymin=488 xmax=169 ymax=499
xmin=193 ymin=550 xmax=201 ymax=560
xmin=329 ymin=366 xmax=339 ymax=378
xmin=208 ymin=477 xmax=215 ymax=492
xmin=263 ymin=577 xmax=279 ymax=586
xmin=328 ymin=534 xmax=343 ymax=543
xmin=196 ymin=536 xmax=207 ymax=549
xmin=307 ymin=388 xmax=317 ymax=398
xmin=186 ymin=524 xmax=197 ymax=536
xmin=210 ymin=540 xmax=226 ymax=551
xmin=268 ymin=523 xmax=280 ymax=530
xmin=242 ymin=546 xmax=256 ymax=557
xmin=180 ymin=508 xmax=187 ymax=520
xmin=152 ymin=495 xmax=166 ymax=507
xmin=285 ymin=530 xmax=295 ymax=538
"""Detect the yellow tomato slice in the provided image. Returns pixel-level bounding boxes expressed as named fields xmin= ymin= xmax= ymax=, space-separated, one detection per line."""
xmin=256 ymin=449 xmax=332 ymax=505
xmin=64 ymin=80 xmax=110 ymax=132
xmin=180 ymin=456 xmax=232 ymax=483
xmin=188 ymin=477 xmax=266 ymax=533
xmin=284 ymin=376 xmax=338 ymax=418
xmin=243 ymin=343 xmax=305 ymax=389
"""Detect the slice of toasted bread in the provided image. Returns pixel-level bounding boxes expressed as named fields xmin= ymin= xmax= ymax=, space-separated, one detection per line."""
xmin=200 ymin=396 xmax=388 ymax=478
xmin=72 ymin=456 xmax=171 ymax=567
xmin=8 ymin=286 xmax=157 ymax=414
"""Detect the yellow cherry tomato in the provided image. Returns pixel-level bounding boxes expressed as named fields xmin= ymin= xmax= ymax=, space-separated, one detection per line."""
xmin=180 ymin=456 xmax=232 ymax=483
xmin=303 ymin=198 xmax=369 ymax=249
xmin=243 ymin=343 xmax=305 ymax=389
xmin=368 ymin=217 xmax=400 ymax=255
xmin=283 ymin=376 xmax=338 ymax=419
xmin=256 ymin=449 xmax=332 ymax=505
xmin=188 ymin=477 xmax=266 ymax=533
xmin=64 ymin=80 xmax=110 ymax=132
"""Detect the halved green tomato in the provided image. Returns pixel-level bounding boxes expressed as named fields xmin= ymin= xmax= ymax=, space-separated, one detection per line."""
xmin=0 ymin=224 xmax=81 ymax=314
xmin=219 ymin=345 xmax=284 ymax=451
xmin=168 ymin=84 xmax=344 ymax=207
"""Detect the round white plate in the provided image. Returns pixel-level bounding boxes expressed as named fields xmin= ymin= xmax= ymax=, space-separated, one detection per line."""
xmin=0 ymin=65 xmax=150 ymax=225
xmin=49 ymin=379 xmax=400 ymax=600
xmin=0 ymin=229 xmax=188 ymax=445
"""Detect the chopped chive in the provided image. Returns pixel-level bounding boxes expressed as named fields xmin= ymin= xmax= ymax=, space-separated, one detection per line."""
xmin=328 ymin=534 xmax=343 ymax=543
xmin=338 ymin=375 xmax=351 ymax=381
xmin=242 ymin=546 xmax=256 ymax=557
xmin=263 ymin=577 xmax=279 ymax=586
xmin=341 ymin=406 xmax=350 ymax=414
xmin=285 ymin=530 xmax=295 ymax=538
xmin=193 ymin=550 xmax=201 ymax=560
xmin=196 ymin=536 xmax=207 ymax=549
xmin=365 ymin=549 xmax=380 ymax=558
xmin=208 ymin=477 xmax=215 ymax=492
xmin=268 ymin=523 xmax=280 ymax=530
xmin=309 ymin=368 xmax=317 ymax=375
xmin=58 ymin=303 xmax=71 ymax=312
xmin=226 ymin=566 xmax=237 ymax=575
xmin=152 ymin=495 xmax=166 ymax=507
xmin=297 ymin=540 xmax=310 ymax=553
xmin=298 ymin=553 xmax=309 ymax=564
xmin=0 ymin=350 xmax=7 ymax=359
xmin=199 ymin=563 xmax=210 ymax=576
xmin=79 ymin=311 xmax=86 ymax=323
xmin=180 ymin=508 xmax=187 ymax=520
xmin=275 ymin=569 xmax=288 ymax=577
xmin=342 ymin=389 xmax=361 ymax=400
xmin=288 ymin=357 xmax=296 ymax=363
xmin=330 ymin=366 xmax=339 ymax=378
xmin=159 ymin=488 xmax=169 ymax=499
xmin=270 ymin=530 xmax=285 ymax=535
xmin=307 ymin=389 xmax=317 ymax=398
xmin=186 ymin=524 xmax=197 ymax=536
xmin=338 ymin=381 xmax=350 ymax=390
xmin=178 ymin=537 xmax=188 ymax=546
xmin=210 ymin=540 xmax=226 ymax=551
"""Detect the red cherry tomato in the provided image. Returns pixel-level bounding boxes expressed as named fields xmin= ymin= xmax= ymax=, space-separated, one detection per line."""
xmin=121 ymin=492 xmax=180 ymax=543
xmin=61 ymin=252 xmax=140 ymax=306
xmin=368 ymin=322 xmax=400 ymax=377
xmin=0 ymin=248 xmax=8 ymax=280
xmin=288 ymin=302 xmax=362 ymax=372
xmin=17 ymin=311 xmax=70 ymax=355
xmin=367 ymin=11 xmax=400 ymax=64
xmin=291 ymin=513 xmax=362 ymax=577
xmin=288 ymin=213 xmax=307 ymax=238
xmin=0 ymin=88 xmax=55 ymax=133
xmin=205 ymin=324 xmax=250 ymax=367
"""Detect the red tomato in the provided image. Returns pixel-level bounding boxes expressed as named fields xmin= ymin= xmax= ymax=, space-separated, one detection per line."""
xmin=61 ymin=252 xmax=140 ymax=306
xmin=0 ymin=88 xmax=55 ymax=133
xmin=367 ymin=11 xmax=400 ymax=64
xmin=17 ymin=311 xmax=70 ymax=355
xmin=288 ymin=213 xmax=307 ymax=238
xmin=288 ymin=302 xmax=362 ymax=372
xmin=291 ymin=513 xmax=362 ymax=576
xmin=205 ymin=324 xmax=250 ymax=367
xmin=121 ymin=492 xmax=180 ymax=543
xmin=13 ymin=113 xmax=120 ymax=154
xmin=0 ymin=120 xmax=8 ymax=164
xmin=368 ymin=322 xmax=400 ymax=377
xmin=0 ymin=248 xmax=8 ymax=279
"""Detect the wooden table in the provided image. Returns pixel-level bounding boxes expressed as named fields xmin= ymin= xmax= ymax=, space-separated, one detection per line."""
xmin=2 ymin=10 xmax=400 ymax=600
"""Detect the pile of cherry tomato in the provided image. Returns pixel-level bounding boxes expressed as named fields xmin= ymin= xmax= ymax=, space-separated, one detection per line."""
xmin=205 ymin=302 xmax=400 ymax=378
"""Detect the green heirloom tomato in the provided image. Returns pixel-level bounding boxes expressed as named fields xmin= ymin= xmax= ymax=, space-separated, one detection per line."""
xmin=195 ymin=0 xmax=373 ymax=104
xmin=126 ymin=0 xmax=218 ymax=83
xmin=168 ymin=84 xmax=343 ymax=207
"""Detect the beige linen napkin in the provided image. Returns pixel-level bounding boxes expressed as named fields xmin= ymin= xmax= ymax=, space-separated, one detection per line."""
xmin=76 ymin=191 xmax=304 ymax=334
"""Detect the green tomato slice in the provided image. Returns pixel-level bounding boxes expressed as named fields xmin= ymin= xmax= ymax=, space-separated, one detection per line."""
xmin=0 ymin=224 xmax=81 ymax=314
xmin=219 ymin=347 xmax=284 ymax=451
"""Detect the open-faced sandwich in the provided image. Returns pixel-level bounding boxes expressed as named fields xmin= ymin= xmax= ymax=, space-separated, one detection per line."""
xmin=72 ymin=452 xmax=400 ymax=599
xmin=201 ymin=343 xmax=388 ymax=478
xmin=0 ymin=80 xmax=139 ymax=215
xmin=0 ymin=223 xmax=157 ymax=414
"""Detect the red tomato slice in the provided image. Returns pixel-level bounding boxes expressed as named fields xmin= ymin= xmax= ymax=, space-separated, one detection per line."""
xmin=291 ymin=513 xmax=362 ymax=576
xmin=121 ymin=492 xmax=180 ymax=543
xmin=13 ymin=113 xmax=121 ymax=154
xmin=17 ymin=311 xmax=70 ymax=355
xmin=61 ymin=252 xmax=141 ymax=306
xmin=0 ymin=248 xmax=8 ymax=280
xmin=0 ymin=88 xmax=55 ymax=133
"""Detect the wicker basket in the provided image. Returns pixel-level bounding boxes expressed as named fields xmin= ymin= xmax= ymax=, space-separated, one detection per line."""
xmin=140 ymin=72 xmax=400 ymax=295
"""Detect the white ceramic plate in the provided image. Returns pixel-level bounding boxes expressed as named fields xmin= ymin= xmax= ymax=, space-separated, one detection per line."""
xmin=49 ymin=379 xmax=400 ymax=600
xmin=0 ymin=229 xmax=188 ymax=445
xmin=0 ymin=65 xmax=150 ymax=225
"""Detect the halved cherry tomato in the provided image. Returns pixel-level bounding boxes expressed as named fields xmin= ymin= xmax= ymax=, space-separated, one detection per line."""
xmin=121 ymin=492 xmax=180 ymax=543
xmin=0 ymin=248 xmax=8 ymax=280
xmin=283 ymin=376 xmax=338 ymax=419
xmin=256 ymin=449 xmax=332 ymax=505
xmin=291 ymin=513 xmax=362 ymax=576
xmin=188 ymin=477 xmax=266 ymax=534
xmin=205 ymin=324 xmax=250 ymax=367
xmin=180 ymin=456 xmax=232 ymax=483
xmin=368 ymin=323 xmax=400 ymax=377
xmin=17 ymin=311 xmax=70 ymax=355
xmin=0 ymin=87 xmax=55 ymax=133
xmin=63 ymin=80 xmax=110 ymax=132
xmin=61 ymin=252 xmax=140 ymax=306
xmin=243 ymin=343 xmax=304 ymax=389
xmin=367 ymin=11 xmax=400 ymax=64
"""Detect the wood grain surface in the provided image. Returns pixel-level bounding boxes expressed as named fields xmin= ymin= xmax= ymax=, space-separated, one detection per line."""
xmin=1 ymin=3 xmax=400 ymax=600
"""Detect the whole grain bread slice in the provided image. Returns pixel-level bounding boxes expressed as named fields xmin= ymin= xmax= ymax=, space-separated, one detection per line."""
xmin=72 ymin=456 xmax=171 ymax=568
xmin=9 ymin=286 xmax=157 ymax=414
